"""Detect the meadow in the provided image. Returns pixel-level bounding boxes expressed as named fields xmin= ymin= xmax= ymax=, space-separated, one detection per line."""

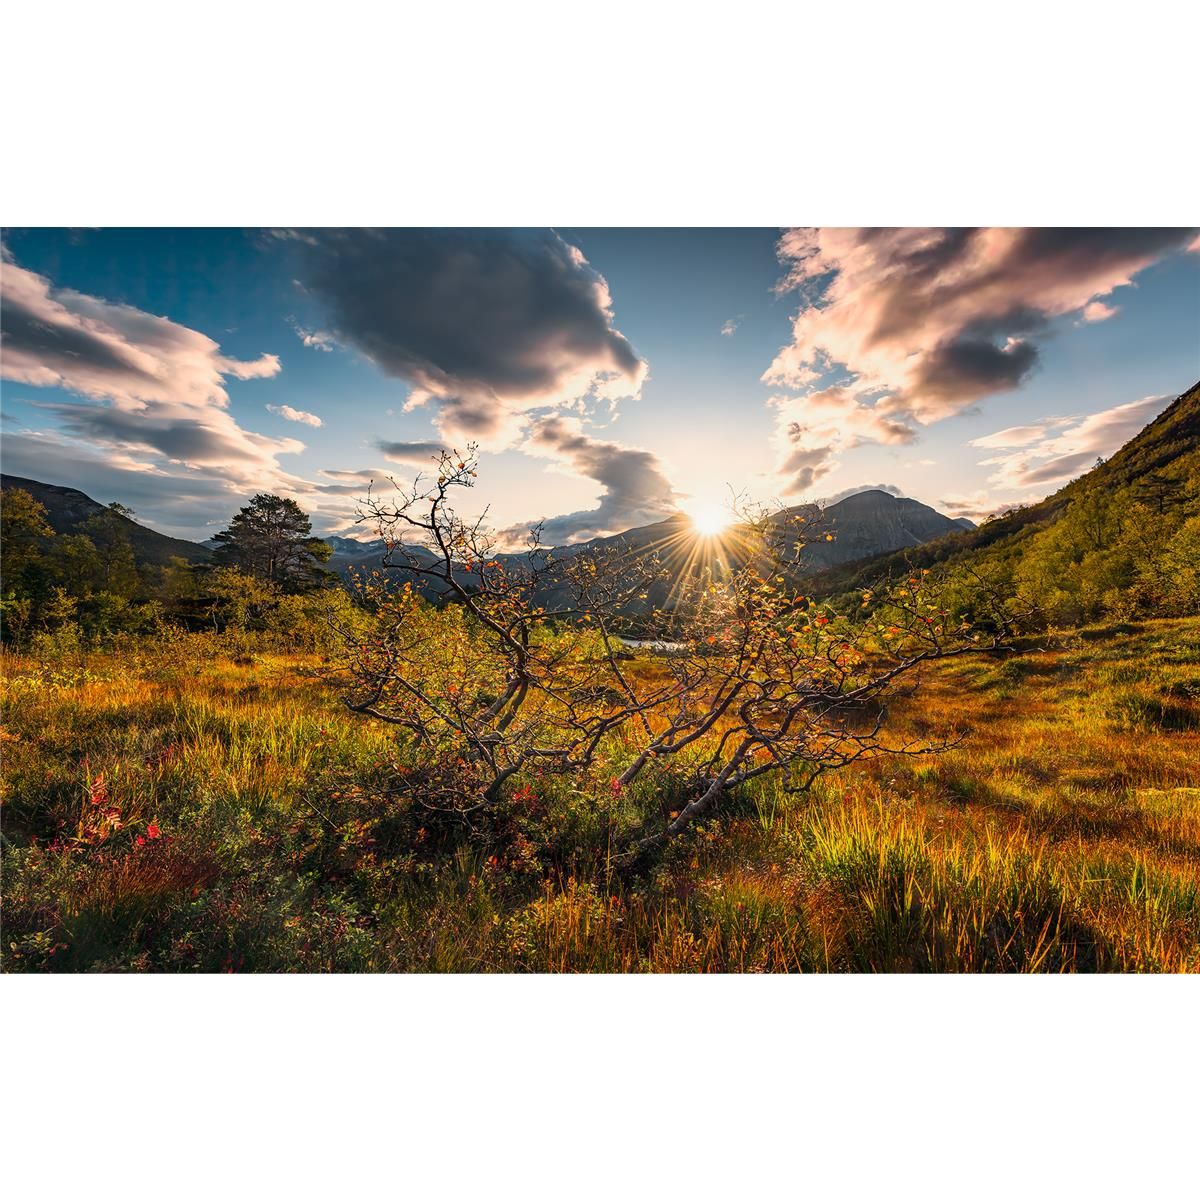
xmin=3 ymin=616 xmax=1197 ymax=972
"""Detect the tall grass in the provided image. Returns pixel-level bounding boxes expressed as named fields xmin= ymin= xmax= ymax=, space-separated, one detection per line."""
xmin=2 ymin=620 xmax=1198 ymax=972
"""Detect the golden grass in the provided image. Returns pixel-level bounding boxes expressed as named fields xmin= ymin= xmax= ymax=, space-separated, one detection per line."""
xmin=2 ymin=620 xmax=1197 ymax=972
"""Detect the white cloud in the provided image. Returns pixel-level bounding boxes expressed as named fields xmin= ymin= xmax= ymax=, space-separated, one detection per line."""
xmin=0 ymin=248 xmax=297 ymax=489
xmin=1081 ymin=300 xmax=1118 ymax=323
xmin=769 ymin=386 xmax=916 ymax=496
xmin=290 ymin=320 xmax=336 ymax=352
xmin=267 ymin=403 xmax=323 ymax=427
xmin=969 ymin=417 xmax=1074 ymax=449
xmin=977 ymin=394 xmax=1174 ymax=489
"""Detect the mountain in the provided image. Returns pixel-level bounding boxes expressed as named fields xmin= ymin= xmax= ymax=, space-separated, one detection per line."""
xmin=777 ymin=490 xmax=973 ymax=570
xmin=324 ymin=535 xmax=441 ymax=577
xmin=0 ymin=476 xmax=211 ymax=566
xmin=321 ymin=492 xmax=971 ymax=609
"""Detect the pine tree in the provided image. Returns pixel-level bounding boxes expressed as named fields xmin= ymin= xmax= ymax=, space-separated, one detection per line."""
xmin=1136 ymin=472 xmax=1184 ymax=516
xmin=211 ymin=494 xmax=332 ymax=592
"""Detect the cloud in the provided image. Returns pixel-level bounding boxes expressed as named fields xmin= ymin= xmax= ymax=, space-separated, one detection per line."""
xmin=32 ymin=401 xmax=305 ymax=470
xmin=503 ymin=417 xmax=679 ymax=546
xmin=309 ymin=468 xmax=390 ymax=497
xmin=0 ymin=430 xmax=259 ymax=540
xmin=776 ymin=434 xmax=836 ymax=494
xmin=267 ymin=403 xmax=323 ymax=427
xmin=969 ymin=417 xmax=1074 ymax=449
xmin=286 ymin=229 xmax=647 ymax=446
xmin=937 ymin=491 xmax=1027 ymax=523
xmin=0 ymin=247 xmax=389 ymax=538
xmin=1081 ymin=300 xmax=1118 ymax=323
xmin=1 ymin=251 xmax=281 ymax=406
xmin=763 ymin=228 xmax=1197 ymax=486
xmin=819 ymin=483 xmax=905 ymax=505
xmin=0 ymin=248 xmax=297 ymax=488
xmin=374 ymin=438 xmax=448 ymax=466
xmin=721 ymin=316 xmax=741 ymax=336
xmin=770 ymin=385 xmax=916 ymax=495
xmin=977 ymin=393 xmax=1174 ymax=490
xmin=290 ymin=321 xmax=335 ymax=351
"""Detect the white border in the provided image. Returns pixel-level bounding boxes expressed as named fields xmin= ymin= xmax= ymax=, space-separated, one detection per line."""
xmin=3 ymin=2 xmax=1198 ymax=227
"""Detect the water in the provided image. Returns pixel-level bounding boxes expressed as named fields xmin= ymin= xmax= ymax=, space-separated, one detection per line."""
xmin=617 ymin=637 xmax=687 ymax=653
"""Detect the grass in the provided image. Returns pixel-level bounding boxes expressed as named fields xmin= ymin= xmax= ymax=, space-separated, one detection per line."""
xmin=3 ymin=619 xmax=1198 ymax=972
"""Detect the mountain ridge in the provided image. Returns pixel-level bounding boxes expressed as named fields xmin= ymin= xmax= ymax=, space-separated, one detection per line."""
xmin=0 ymin=475 xmax=211 ymax=566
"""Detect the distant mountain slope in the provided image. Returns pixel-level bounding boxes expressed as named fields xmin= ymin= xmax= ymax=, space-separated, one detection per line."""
xmin=778 ymin=490 xmax=972 ymax=570
xmin=0 ymin=476 xmax=211 ymax=566
xmin=325 ymin=491 xmax=971 ymax=600
xmin=806 ymin=378 xmax=1200 ymax=597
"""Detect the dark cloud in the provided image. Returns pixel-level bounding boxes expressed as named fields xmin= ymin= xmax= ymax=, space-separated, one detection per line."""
xmin=503 ymin=417 xmax=679 ymax=546
xmin=374 ymin=439 xmax=448 ymax=465
xmin=905 ymin=334 xmax=1040 ymax=409
xmin=1 ymin=293 xmax=152 ymax=380
xmin=288 ymin=229 xmax=647 ymax=444
xmin=37 ymin=402 xmax=300 ymax=468
xmin=778 ymin=439 xmax=835 ymax=494
xmin=1016 ymin=451 xmax=1098 ymax=485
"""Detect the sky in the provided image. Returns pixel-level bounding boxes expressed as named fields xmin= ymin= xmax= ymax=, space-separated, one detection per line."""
xmin=1 ymin=227 xmax=1198 ymax=544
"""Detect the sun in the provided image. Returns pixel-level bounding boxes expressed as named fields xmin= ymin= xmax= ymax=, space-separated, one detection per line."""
xmin=685 ymin=501 xmax=731 ymax=538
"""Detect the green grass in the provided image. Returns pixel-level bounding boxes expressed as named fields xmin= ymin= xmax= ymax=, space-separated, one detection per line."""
xmin=3 ymin=619 xmax=1199 ymax=972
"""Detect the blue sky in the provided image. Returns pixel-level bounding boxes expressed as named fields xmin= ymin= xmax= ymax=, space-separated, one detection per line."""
xmin=1 ymin=227 xmax=1197 ymax=541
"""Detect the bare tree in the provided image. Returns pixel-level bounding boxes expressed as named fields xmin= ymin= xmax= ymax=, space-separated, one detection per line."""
xmin=339 ymin=448 xmax=681 ymax=817
xmin=606 ymin=499 xmax=1008 ymax=838
xmin=336 ymin=451 xmax=1007 ymax=843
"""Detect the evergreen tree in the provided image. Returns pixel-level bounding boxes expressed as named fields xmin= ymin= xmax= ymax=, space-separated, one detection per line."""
xmin=211 ymin=494 xmax=332 ymax=592
xmin=1136 ymin=472 xmax=1184 ymax=515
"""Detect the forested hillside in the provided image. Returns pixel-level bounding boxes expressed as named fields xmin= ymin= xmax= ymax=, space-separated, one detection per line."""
xmin=0 ymin=477 xmax=210 ymax=565
xmin=815 ymin=381 xmax=1200 ymax=627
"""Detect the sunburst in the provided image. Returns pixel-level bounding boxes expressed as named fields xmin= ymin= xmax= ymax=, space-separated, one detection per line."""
xmin=684 ymin=501 xmax=731 ymax=538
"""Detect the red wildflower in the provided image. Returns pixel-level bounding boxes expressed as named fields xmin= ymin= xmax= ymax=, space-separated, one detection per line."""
xmin=146 ymin=822 xmax=161 ymax=839
xmin=136 ymin=835 xmax=146 ymax=846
